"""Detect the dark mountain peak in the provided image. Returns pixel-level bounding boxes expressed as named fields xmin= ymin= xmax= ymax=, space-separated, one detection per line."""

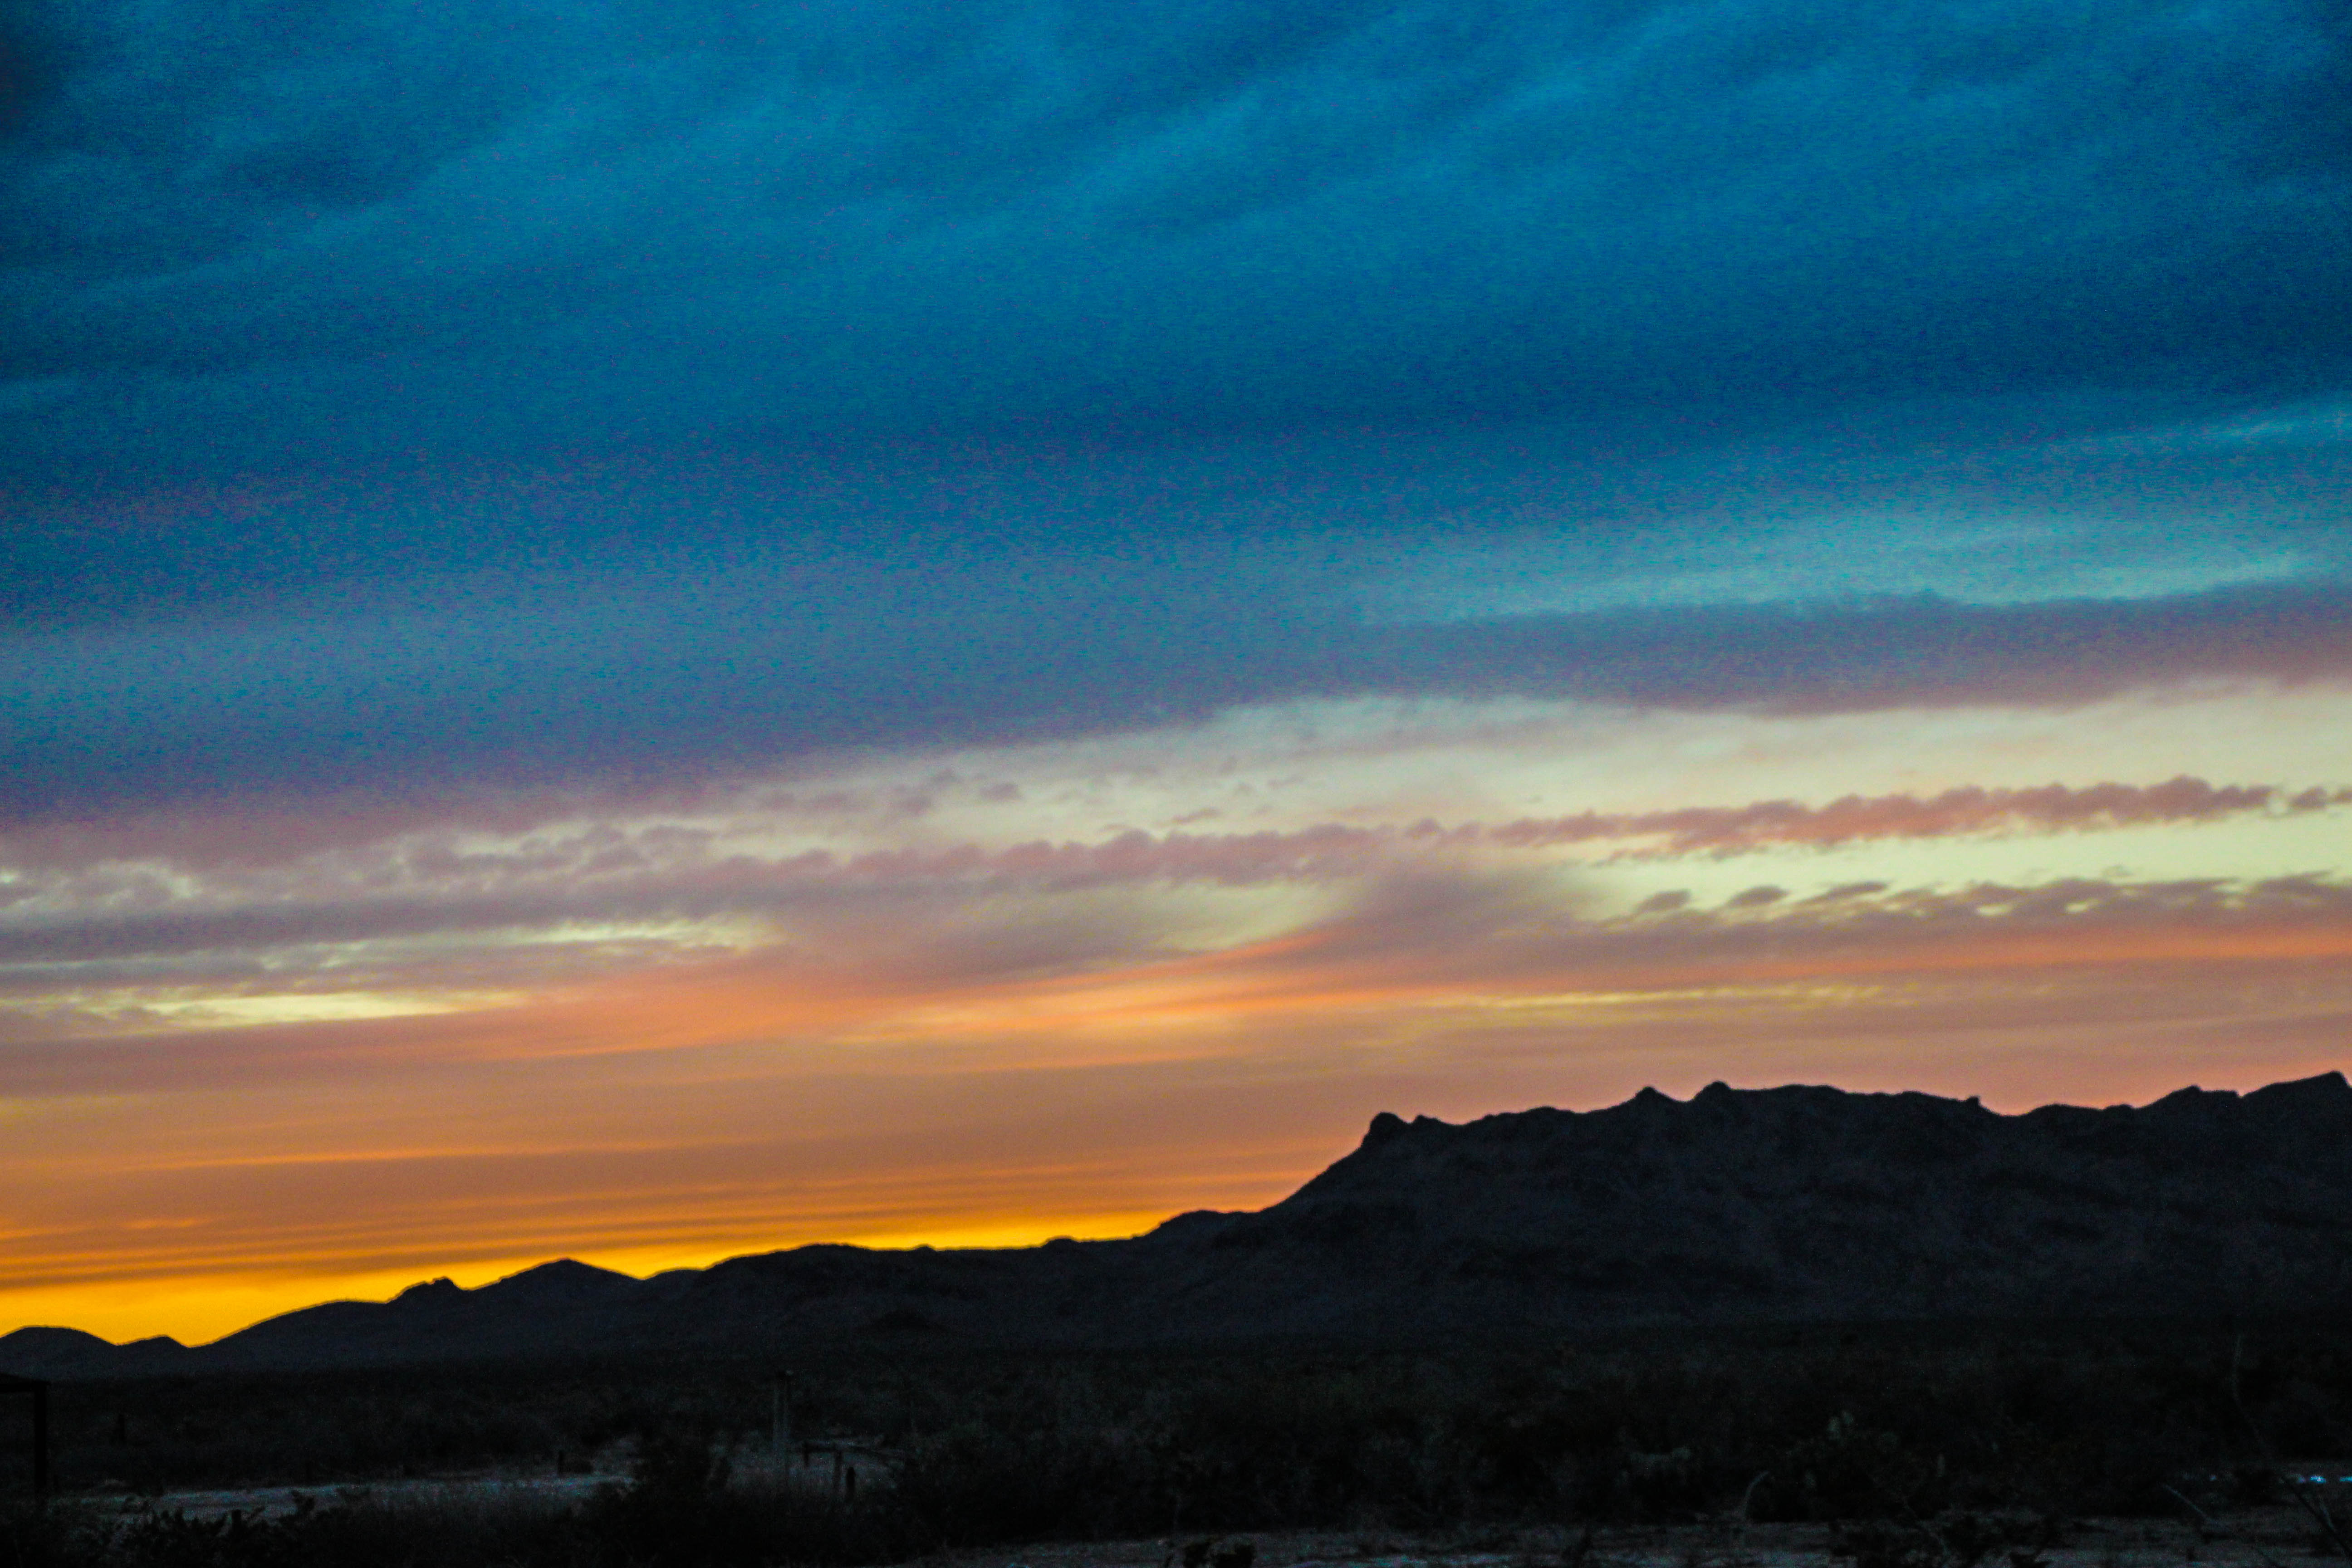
xmin=1362 ymin=1110 xmax=1410 ymax=1148
xmin=1148 ymin=1209 xmax=1241 ymax=1240
xmin=392 ymin=1277 xmax=464 ymax=1306
xmin=476 ymin=1259 xmax=642 ymax=1303
xmin=0 ymin=1326 xmax=108 ymax=1354
xmin=2244 ymin=1070 xmax=2352 ymax=1113
xmin=0 ymin=1326 xmax=111 ymax=1357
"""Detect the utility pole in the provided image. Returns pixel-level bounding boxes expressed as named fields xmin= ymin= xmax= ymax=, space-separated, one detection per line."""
xmin=771 ymin=1370 xmax=795 ymax=1456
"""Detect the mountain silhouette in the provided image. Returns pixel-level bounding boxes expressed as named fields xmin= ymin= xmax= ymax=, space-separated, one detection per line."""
xmin=8 ymin=1073 xmax=2348 ymax=1377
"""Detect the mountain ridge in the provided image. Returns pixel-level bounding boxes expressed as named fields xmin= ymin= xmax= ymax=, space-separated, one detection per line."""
xmin=8 ymin=1073 xmax=2348 ymax=1377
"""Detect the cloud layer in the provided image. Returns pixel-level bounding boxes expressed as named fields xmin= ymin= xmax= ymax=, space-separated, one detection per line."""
xmin=4 ymin=776 xmax=2340 ymax=982
xmin=5 ymin=0 xmax=2350 ymax=478
xmin=11 ymin=570 xmax=2351 ymax=815
xmin=6 ymin=853 xmax=2348 ymax=1322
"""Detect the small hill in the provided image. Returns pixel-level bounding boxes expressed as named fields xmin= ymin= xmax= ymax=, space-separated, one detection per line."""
xmin=9 ymin=1073 xmax=2348 ymax=1376
xmin=0 ymin=1326 xmax=188 ymax=1380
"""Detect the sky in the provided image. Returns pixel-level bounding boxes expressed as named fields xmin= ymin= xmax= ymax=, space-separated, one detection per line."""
xmin=3 ymin=0 xmax=2350 ymax=1346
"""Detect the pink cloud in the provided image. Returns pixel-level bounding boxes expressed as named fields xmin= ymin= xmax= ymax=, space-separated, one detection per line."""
xmin=6 ymin=858 xmax=2349 ymax=1318
xmin=1486 ymin=777 xmax=2347 ymax=853
xmin=4 ymin=777 xmax=2339 ymax=983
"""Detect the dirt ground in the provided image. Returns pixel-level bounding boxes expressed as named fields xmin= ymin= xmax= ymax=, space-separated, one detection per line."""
xmin=79 ymin=1472 xmax=629 ymax=1519
xmin=69 ymin=1480 xmax=2350 ymax=1568
xmin=927 ymin=1513 xmax=2346 ymax=1568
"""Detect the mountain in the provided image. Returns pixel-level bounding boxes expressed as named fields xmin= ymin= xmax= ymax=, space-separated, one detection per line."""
xmin=0 ymin=1327 xmax=190 ymax=1379
xmin=7 ymin=1073 xmax=2349 ymax=1377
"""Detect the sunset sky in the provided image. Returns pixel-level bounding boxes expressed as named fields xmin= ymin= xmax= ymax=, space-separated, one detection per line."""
xmin=4 ymin=0 xmax=2350 ymax=1346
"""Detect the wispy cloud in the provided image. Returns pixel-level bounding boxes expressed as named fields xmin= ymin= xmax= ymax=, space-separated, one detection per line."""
xmin=1485 ymin=778 xmax=2352 ymax=855
xmin=5 ymin=863 xmax=2347 ymax=1322
xmin=4 ymin=776 xmax=2334 ymax=979
xmin=10 ymin=865 xmax=2348 ymax=1090
xmin=9 ymin=573 xmax=2350 ymax=815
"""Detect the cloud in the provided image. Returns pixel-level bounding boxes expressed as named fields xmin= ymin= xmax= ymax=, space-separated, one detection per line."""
xmin=9 ymin=853 xmax=2349 ymax=1318
xmin=2 ymin=0 xmax=2347 ymax=480
xmin=1156 ymin=872 xmax=2352 ymax=1014
xmin=5 ymin=774 xmax=2339 ymax=983
xmin=1387 ymin=580 xmax=2352 ymax=713
xmin=1487 ymin=777 xmax=2352 ymax=854
xmin=7 ymin=565 xmax=2349 ymax=816
xmin=7 ymin=865 xmax=2350 ymax=1102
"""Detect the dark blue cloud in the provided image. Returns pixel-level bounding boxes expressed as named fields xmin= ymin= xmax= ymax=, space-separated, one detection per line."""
xmin=2 ymin=0 xmax=2347 ymax=483
xmin=7 ymin=559 xmax=2347 ymax=817
xmin=5 ymin=0 xmax=2348 ymax=818
xmin=7 ymin=392 xmax=2351 ymax=629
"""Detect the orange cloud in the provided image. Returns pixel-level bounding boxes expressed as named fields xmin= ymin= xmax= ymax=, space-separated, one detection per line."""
xmin=5 ymin=779 xmax=2338 ymax=991
xmin=7 ymin=762 xmax=2349 ymax=1348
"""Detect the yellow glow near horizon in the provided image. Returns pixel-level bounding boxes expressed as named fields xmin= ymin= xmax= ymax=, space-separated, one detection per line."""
xmin=0 ymin=1210 xmax=1193 ymax=1348
xmin=5 ymin=684 xmax=2347 ymax=1353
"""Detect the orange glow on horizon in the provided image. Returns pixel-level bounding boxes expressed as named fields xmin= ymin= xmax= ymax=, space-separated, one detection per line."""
xmin=5 ymin=691 xmax=2347 ymax=1353
xmin=0 ymin=1207 xmax=1187 ymax=1348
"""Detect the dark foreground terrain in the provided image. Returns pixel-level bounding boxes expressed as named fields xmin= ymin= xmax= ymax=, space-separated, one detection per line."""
xmin=5 ymin=1321 xmax=2352 ymax=1568
xmin=9 ymin=1074 xmax=2352 ymax=1379
xmin=7 ymin=1076 xmax=2350 ymax=1564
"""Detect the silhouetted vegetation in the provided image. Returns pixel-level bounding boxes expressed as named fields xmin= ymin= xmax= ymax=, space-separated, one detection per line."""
xmin=5 ymin=1320 xmax=2350 ymax=1567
